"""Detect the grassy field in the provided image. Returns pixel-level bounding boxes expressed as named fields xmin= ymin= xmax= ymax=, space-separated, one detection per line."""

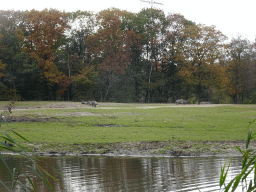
xmin=1 ymin=101 xmax=256 ymax=154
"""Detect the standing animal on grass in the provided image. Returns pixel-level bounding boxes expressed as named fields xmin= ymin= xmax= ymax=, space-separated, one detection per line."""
xmin=175 ymin=99 xmax=189 ymax=104
xmin=200 ymin=101 xmax=211 ymax=104
xmin=81 ymin=100 xmax=98 ymax=107
xmin=90 ymin=100 xmax=98 ymax=107
xmin=87 ymin=100 xmax=98 ymax=107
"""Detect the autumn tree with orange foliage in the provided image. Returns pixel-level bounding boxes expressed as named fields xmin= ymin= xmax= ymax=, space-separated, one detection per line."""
xmin=23 ymin=9 xmax=71 ymax=96
xmin=87 ymin=8 xmax=141 ymax=101
xmin=173 ymin=24 xmax=227 ymax=103
xmin=0 ymin=60 xmax=6 ymax=79
xmin=87 ymin=8 xmax=140 ymax=74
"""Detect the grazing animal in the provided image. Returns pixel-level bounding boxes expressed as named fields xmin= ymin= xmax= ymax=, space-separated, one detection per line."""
xmin=175 ymin=99 xmax=189 ymax=104
xmin=5 ymin=140 xmax=15 ymax=147
xmin=200 ymin=101 xmax=211 ymax=104
xmin=83 ymin=100 xmax=98 ymax=107
xmin=90 ymin=100 xmax=98 ymax=107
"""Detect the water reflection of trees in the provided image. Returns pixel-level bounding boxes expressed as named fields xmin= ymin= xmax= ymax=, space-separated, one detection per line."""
xmin=0 ymin=156 xmax=242 ymax=191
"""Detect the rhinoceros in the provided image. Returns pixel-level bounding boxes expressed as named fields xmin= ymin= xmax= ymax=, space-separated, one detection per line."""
xmin=175 ymin=99 xmax=189 ymax=104
xmin=88 ymin=100 xmax=98 ymax=107
xmin=200 ymin=101 xmax=211 ymax=104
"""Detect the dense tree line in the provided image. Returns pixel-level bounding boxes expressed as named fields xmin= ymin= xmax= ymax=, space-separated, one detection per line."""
xmin=0 ymin=8 xmax=255 ymax=103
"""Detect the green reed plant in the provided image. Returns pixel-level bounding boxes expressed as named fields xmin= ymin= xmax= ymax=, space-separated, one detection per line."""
xmin=220 ymin=119 xmax=256 ymax=192
xmin=0 ymin=115 xmax=56 ymax=192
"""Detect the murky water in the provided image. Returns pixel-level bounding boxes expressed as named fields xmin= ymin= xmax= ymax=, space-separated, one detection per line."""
xmin=0 ymin=155 xmax=245 ymax=191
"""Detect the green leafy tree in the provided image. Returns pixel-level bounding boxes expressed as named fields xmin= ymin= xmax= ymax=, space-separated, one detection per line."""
xmin=134 ymin=8 xmax=170 ymax=102
xmin=226 ymin=37 xmax=256 ymax=104
xmin=0 ymin=10 xmax=42 ymax=100
xmin=164 ymin=14 xmax=195 ymax=101
xmin=72 ymin=66 xmax=98 ymax=100
xmin=55 ymin=11 xmax=95 ymax=100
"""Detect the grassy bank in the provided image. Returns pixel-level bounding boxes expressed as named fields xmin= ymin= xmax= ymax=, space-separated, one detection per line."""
xmin=1 ymin=102 xmax=256 ymax=155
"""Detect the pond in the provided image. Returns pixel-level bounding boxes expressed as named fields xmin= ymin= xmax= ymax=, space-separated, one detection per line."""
xmin=0 ymin=155 xmax=245 ymax=192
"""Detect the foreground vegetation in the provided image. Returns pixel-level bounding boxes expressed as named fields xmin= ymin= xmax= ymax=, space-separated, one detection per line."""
xmin=1 ymin=101 xmax=256 ymax=155
xmin=220 ymin=120 xmax=256 ymax=191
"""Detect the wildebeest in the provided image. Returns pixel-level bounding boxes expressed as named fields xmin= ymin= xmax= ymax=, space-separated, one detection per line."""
xmin=175 ymin=99 xmax=189 ymax=104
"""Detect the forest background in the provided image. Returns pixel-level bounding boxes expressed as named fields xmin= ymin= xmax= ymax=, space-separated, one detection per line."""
xmin=0 ymin=8 xmax=255 ymax=104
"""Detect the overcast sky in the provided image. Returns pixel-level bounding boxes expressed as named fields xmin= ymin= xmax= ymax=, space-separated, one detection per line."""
xmin=2 ymin=0 xmax=256 ymax=42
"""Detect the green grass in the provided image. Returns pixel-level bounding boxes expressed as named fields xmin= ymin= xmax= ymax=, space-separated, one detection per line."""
xmin=1 ymin=102 xmax=256 ymax=152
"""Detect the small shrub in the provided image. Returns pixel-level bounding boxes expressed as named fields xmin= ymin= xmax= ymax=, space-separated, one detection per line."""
xmin=0 ymin=89 xmax=22 ymax=101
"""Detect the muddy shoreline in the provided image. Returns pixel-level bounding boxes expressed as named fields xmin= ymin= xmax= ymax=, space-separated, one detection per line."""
xmin=39 ymin=140 xmax=249 ymax=158
xmin=0 ymin=149 xmax=243 ymax=158
xmin=1 ymin=151 xmax=242 ymax=158
xmin=2 ymin=140 xmax=249 ymax=158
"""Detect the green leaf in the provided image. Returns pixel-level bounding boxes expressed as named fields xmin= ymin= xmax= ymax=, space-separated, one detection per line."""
xmin=27 ymin=165 xmax=55 ymax=192
xmin=254 ymin=160 xmax=256 ymax=185
xmin=248 ymin=180 xmax=252 ymax=190
xmin=0 ymin=179 xmax=11 ymax=192
xmin=220 ymin=162 xmax=226 ymax=187
xmin=11 ymin=168 xmax=16 ymax=190
xmin=231 ymin=173 xmax=243 ymax=192
xmin=37 ymin=164 xmax=57 ymax=181
xmin=224 ymin=178 xmax=235 ymax=192
xmin=36 ymin=165 xmax=55 ymax=191
xmin=235 ymin=146 xmax=243 ymax=154
xmin=231 ymin=155 xmax=256 ymax=192
xmin=0 ymin=153 xmax=12 ymax=176
xmin=248 ymin=184 xmax=256 ymax=192
xmin=246 ymin=129 xmax=253 ymax=149
xmin=16 ymin=180 xmax=34 ymax=192
xmin=242 ymin=165 xmax=254 ymax=181
xmin=242 ymin=150 xmax=249 ymax=169
xmin=220 ymin=157 xmax=232 ymax=187
xmin=242 ymin=155 xmax=256 ymax=175
xmin=11 ymin=130 xmax=31 ymax=143
xmin=26 ymin=176 xmax=37 ymax=192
